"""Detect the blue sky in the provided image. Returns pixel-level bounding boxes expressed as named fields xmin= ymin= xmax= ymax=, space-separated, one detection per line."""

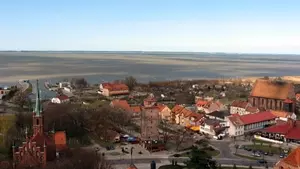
xmin=0 ymin=0 xmax=300 ymax=54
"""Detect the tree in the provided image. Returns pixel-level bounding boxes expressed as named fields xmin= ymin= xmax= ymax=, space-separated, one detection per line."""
xmin=124 ymin=76 xmax=137 ymax=90
xmin=184 ymin=146 xmax=217 ymax=169
xmin=71 ymin=78 xmax=88 ymax=89
xmin=233 ymin=164 xmax=237 ymax=169
xmin=249 ymin=165 xmax=253 ymax=169
xmin=11 ymin=91 xmax=31 ymax=109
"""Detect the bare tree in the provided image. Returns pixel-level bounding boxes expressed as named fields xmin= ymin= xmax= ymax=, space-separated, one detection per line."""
xmin=124 ymin=76 xmax=137 ymax=90
xmin=11 ymin=91 xmax=31 ymax=109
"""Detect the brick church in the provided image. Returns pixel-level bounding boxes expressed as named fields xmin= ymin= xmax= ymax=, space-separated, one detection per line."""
xmin=12 ymin=80 xmax=68 ymax=169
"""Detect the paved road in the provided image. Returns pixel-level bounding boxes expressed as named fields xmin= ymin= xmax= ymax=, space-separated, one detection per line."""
xmin=210 ymin=140 xmax=238 ymax=159
xmin=108 ymin=157 xmax=276 ymax=167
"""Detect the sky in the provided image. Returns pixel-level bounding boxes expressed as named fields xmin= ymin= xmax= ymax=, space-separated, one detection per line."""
xmin=0 ymin=0 xmax=300 ymax=54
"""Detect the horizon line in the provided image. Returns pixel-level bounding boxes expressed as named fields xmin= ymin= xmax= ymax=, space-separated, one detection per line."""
xmin=1 ymin=50 xmax=300 ymax=56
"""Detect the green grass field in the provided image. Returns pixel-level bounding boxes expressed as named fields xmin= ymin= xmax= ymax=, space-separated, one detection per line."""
xmin=0 ymin=114 xmax=15 ymax=146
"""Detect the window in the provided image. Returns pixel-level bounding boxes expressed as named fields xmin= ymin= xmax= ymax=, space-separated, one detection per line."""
xmin=36 ymin=119 xmax=39 ymax=125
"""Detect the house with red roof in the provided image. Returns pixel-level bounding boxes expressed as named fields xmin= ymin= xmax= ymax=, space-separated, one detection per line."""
xmin=230 ymin=100 xmax=251 ymax=115
xmin=199 ymin=101 xmax=226 ymax=114
xmin=13 ymin=80 xmax=68 ymax=169
xmin=226 ymin=111 xmax=277 ymax=137
xmin=170 ymin=105 xmax=185 ymax=124
xmin=274 ymin=147 xmax=300 ymax=169
xmin=157 ymin=104 xmax=171 ymax=121
xmin=256 ymin=119 xmax=300 ymax=144
xmin=51 ymin=95 xmax=69 ymax=104
xmin=99 ymin=82 xmax=129 ymax=96
xmin=270 ymin=110 xmax=297 ymax=121
xmin=110 ymin=99 xmax=141 ymax=117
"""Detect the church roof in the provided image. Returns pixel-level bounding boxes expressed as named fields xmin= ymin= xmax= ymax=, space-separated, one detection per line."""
xmin=250 ymin=79 xmax=293 ymax=100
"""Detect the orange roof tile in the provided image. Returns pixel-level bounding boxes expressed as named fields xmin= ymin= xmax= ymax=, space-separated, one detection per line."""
xmin=111 ymin=99 xmax=131 ymax=111
xmin=196 ymin=100 xmax=209 ymax=107
xmin=231 ymin=100 xmax=250 ymax=109
xmin=102 ymin=83 xmax=129 ymax=91
xmin=250 ymin=79 xmax=293 ymax=100
xmin=54 ymin=131 xmax=67 ymax=151
xmin=181 ymin=108 xmax=193 ymax=117
xmin=270 ymin=110 xmax=291 ymax=118
xmin=245 ymin=106 xmax=259 ymax=113
xmin=282 ymin=147 xmax=300 ymax=167
xmin=130 ymin=106 xmax=141 ymax=114
xmin=157 ymin=104 xmax=169 ymax=112
xmin=171 ymin=105 xmax=184 ymax=115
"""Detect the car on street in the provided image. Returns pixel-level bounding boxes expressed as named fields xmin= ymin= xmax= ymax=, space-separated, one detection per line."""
xmin=258 ymin=159 xmax=268 ymax=164
xmin=264 ymin=151 xmax=268 ymax=155
xmin=280 ymin=153 xmax=285 ymax=158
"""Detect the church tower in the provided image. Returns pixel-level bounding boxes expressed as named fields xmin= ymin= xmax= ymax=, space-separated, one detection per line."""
xmin=33 ymin=79 xmax=44 ymax=135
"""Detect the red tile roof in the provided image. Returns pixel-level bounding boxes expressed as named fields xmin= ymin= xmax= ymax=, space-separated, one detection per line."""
xmin=250 ymin=79 xmax=293 ymax=100
xmin=189 ymin=113 xmax=204 ymax=122
xmin=181 ymin=108 xmax=193 ymax=117
xmin=282 ymin=147 xmax=300 ymax=167
xmin=157 ymin=104 xmax=167 ymax=112
xmin=196 ymin=100 xmax=209 ymax=107
xmin=111 ymin=99 xmax=131 ymax=111
xmin=263 ymin=120 xmax=300 ymax=140
xmin=102 ymin=83 xmax=129 ymax=91
xmin=231 ymin=100 xmax=250 ymax=109
xmin=171 ymin=105 xmax=184 ymax=115
xmin=54 ymin=131 xmax=67 ymax=151
xmin=245 ymin=106 xmax=259 ymax=114
xmin=130 ymin=106 xmax=141 ymax=114
xmin=57 ymin=95 xmax=69 ymax=100
xmin=239 ymin=111 xmax=276 ymax=125
xmin=270 ymin=110 xmax=291 ymax=118
xmin=229 ymin=111 xmax=276 ymax=126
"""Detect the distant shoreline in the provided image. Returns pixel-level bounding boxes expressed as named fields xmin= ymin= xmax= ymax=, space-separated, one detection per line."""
xmin=1 ymin=75 xmax=300 ymax=87
xmin=1 ymin=51 xmax=300 ymax=56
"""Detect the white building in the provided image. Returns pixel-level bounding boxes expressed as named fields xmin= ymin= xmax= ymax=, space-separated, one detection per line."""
xmin=226 ymin=111 xmax=277 ymax=137
xmin=230 ymin=100 xmax=251 ymax=115
xmin=51 ymin=95 xmax=70 ymax=104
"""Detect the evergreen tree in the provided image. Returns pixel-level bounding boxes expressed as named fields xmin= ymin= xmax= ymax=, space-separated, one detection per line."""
xmin=184 ymin=146 xmax=217 ymax=169
xmin=233 ymin=164 xmax=237 ymax=169
xmin=249 ymin=165 xmax=253 ymax=169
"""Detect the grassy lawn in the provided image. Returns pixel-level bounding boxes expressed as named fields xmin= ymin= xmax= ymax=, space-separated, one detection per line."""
xmin=246 ymin=144 xmax=282 ymax=154
xmin=0 ymin=114 xmax=15 ymax=145
xmin=252 ymin=138 xmax=273 ymax=145
xmin=234 ymin=153 xmax=259 ymax=160
xmin=173 ymin=148 xmax=220 ymax=157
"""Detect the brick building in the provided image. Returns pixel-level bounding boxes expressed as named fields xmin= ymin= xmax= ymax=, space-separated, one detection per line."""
xmin=12 ymin=80 xmax=67 ymax=169
xmin=248 ymin=79 xmax=296 ymax=112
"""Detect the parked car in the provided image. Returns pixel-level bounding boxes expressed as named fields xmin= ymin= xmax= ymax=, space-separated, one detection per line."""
xmin=264 ymin=151 xmax=268 ymax=155
xmin=106 ymin=146 xmax=115 ymax=150
xmin=258 ymin=159 xmax=268 ymax=164
xmin=280 ymin=153 xmax=285 ymax=158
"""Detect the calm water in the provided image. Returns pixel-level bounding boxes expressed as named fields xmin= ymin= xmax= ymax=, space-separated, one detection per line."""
xmin=1 ymin=52 xmax=300 ymax=87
